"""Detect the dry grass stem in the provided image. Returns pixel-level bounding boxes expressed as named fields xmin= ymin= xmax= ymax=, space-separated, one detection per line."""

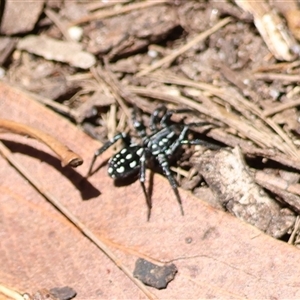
xmin=71 ymin=0 xmax=170 ymax=25
xmin=116 ymin=110 xmax=127 ymax=133
xmin=128 ymin=85 xmax=300 ymax=158
xmin=262 ymin=99 xmax=300 ymax=117
xmin=44 ymin=8 xmax=72 ymax=42
xmin=91 ymin=65 xmax=131 ymax=119
xmin=21 ymin=88 xmax=81 ymax=122
xmin=143 ymin=72 xmax=300 ymax=158
xmin=254 ymin=72 xmax=300 ymax=82
xmin=107 ymin=103 xmax=117 ymax=141
xmin=136 ymin=17 xmax=232 ymax=77
xmin=0 ymin=284 xmax=24 ymax=300
xmin=86 ymin=0 xmax=132 ymax=12
xmin=255 ymin=171 xmax=300 ymax=197
xmin=288 ymin=216 xmax=300 ymax=244
xmin=170 ymin=166 xmax=190 ymax=178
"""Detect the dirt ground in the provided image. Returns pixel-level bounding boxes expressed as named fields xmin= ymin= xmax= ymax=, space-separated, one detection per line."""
xmin=2 ymin=0 xmax=300 ymax=299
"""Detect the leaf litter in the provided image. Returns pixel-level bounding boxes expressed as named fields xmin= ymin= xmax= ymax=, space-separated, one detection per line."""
xmin=2 ymin=0 xmax=300 ymax=298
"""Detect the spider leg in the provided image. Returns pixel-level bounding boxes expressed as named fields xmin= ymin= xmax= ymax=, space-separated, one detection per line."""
xmin=157 ymin=154 xmax=184 ymax=216
xmin=160 ymin=108 xmax=194 ymax=128
xmin=182 ymin=122 xmax=220 ymax=149
xmin=150 ymin=106 xmax=167 ymax=131
xmin=138 ymin=150 xmax=152 ymax=220
xmin=87 ymin=132 xmax=131 ymax=177
xmin=166 ymin=126 xmax=189 ymax=156
xmin=132 ymin=106 xmax=148 ymax=138
xmin=166 ymin=125 xmax=219 ymax=154
xmin=181 ymin=139 xmax=220 ymax=149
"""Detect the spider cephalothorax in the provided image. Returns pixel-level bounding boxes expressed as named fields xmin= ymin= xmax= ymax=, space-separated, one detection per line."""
xmin=87 ymin=106 xmax=217 ymax=220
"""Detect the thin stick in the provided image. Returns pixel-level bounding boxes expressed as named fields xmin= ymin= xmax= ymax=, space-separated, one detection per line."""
xmin=44 ymin=8 xmax=72 ymax=42
xmin=288 ymin=216 xmax=300 ymax=244
xmin=0 ymin=284 xmax=24 ymax=300
xmin=0 ymin=141 xmax=157 ymax=300
xmin=137 ymin=72 xmax=300 ymax=158
xmin=136 ymin=17 xmax=231 ymax=77
xmin=71 ymin=0 xmax=170 ymax=25
xmin=254 ymin=72 xmax=300 ymax=82
xmin=263 ymin=98 xmax=300 ymax=117
xmin=0 ymin=119 xmax=83 ymax=167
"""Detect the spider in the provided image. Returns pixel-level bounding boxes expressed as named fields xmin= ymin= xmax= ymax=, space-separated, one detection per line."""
xmin=87 ymin=106 xmax=217 ymax=220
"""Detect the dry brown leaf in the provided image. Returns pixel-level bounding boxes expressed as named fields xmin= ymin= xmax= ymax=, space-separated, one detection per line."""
xmin=1 ymin=81 xmax=300 ymax=298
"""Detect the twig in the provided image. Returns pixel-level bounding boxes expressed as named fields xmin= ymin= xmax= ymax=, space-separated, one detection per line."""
xmin=0 ymin=141 xmax=157 ymax=300
xmin=255 ymin=170 xmax=300 ymax=197
xmin=141 ymin=71 xmax=300 ymax=158
xmin=71 ymin=0 xmax=170 ymax=25
xmin=207 ymin=128 xmax=300 ymax=171
xmin=0 ymin=119 xmax=83 ymax=167
xmin=107 ymin=103 xmax=117 ymax=141
xmin=127 ymin=85 xmax=300 ymax=158
xmin=20 ymin=87 xmax=81 ymax=123
xmin=86 ymin=0 xmax=131 ymax=12
xmin=288 ymin=216 xmax=300 ymax=244
xmin=44 ymin=8 xmax=72 ymax=42
xmin=101 ymin=62 xmax=156 ymax=114
xmin=0 ymin=284 xmax=24 ymax=300
xmin=235 ymin=0 xmax=297 ymax=61
xmin=136 ymin=17 xmax=232 ymax=77
xmin=90 ymin=63 xmax=130 ymax=119
xmin=263 ymin=98 xmax=300 ymax=117
xmin=254 ymin=72 xmax=300 ymax=83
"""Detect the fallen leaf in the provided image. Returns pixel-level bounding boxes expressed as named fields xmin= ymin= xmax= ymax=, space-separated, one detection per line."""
xmin=1 ymin=81 xmax=300 ymax=298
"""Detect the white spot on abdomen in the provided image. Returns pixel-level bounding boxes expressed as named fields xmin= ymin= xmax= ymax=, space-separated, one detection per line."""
xmin=136 ymin=148 xmax=144 ymax=156
xmin=130 ymin=161 xmax=137 ymax=168
xmin=117 ymin=166 xmax=125 ymax=173
xmin=126 ymin=153 xmax=132 ymax=159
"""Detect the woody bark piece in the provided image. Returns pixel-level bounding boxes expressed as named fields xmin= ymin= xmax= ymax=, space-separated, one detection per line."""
xmin=235 ymin=0 xmax=298 ymax=61
xmin=0 ymin=0 xmax=45 ymax=35
xmin=194 ymin=147 xmax=295 ymax=238
xmin=273 ymin=0 xmax=300 ymax=41
xmin=17 ymin=35 xmax=96 ymax=69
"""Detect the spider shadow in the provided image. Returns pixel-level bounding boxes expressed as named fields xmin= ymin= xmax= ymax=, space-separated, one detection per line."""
xmin=88 ymin=157 xmax=110 ymax=177
xmin=114 ymin=169 xmax=154 ymax=207
xmin=1 ymin=140 xmax=100 ymax=200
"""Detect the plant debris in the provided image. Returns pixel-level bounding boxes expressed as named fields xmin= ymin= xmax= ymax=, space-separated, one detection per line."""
xmin=2 ymin=0 xmax=300 ymax=297
xmin=194 ymin=147 xmax=295 ymax=238
xmin=0 ymin=119 xmax=83 ymax=167
xmin=17 ymin=35 xmax=96 ymax=69
xmin=23 ymin=286 xmax=76 ymax=300
xmin=133 ymin=258 xmax=178 ymax=290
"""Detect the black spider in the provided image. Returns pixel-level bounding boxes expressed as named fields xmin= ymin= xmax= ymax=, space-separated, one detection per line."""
xmin=87 ymin=106 xmax=217 ymax=220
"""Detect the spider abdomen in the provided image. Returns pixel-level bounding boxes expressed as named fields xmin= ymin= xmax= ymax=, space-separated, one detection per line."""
xmin=108 ymin=145 xmax=142 ymax=179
